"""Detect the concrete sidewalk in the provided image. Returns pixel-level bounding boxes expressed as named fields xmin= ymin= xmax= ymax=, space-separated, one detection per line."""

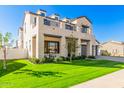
xmin=71 ymin=69 xmax=124 ymax=88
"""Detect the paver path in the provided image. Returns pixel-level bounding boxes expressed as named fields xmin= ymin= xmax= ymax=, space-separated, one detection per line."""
xmin=96 ymin=56 xmax=124 ymax=62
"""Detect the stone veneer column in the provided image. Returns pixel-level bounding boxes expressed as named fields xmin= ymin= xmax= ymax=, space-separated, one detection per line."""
xmin=76 ymin=38 xmax=81 ymax=56
xmin=60 ymin=36 xmax=67 ymax=57
xmin=37 ymin=33 xmax=44 ymax=58
xmin=36 ymin=17 xmax=44 ymax=58
xmin=87 ymin=41 xmax=92 ymax=56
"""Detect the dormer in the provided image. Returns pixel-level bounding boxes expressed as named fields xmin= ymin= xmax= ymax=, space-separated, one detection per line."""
xmin=62 ymin=17 xmax=70 ymax=23
xmin=50 ymin=14 xmax=60 ymax=20
xmin=36 ymin=9 xmax=46 ymax=17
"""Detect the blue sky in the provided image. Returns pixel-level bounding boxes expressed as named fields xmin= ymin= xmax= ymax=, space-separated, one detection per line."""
xmin=0 ymin=5 xmax=124 ymax=43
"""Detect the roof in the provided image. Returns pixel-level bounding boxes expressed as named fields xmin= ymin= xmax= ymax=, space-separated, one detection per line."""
xmin=53 ymin=13 xmax=60 ymax=16
xmin=102 ymin=40 xmax=124 ymax=45
xmin=21 ymin=10 xmax=92 ymax=28
xmin=19 ymin=27 xmax=23 ymax=31
xmin=96 ymin=39 xmax=100 ymax=44
xmin=72 ymin=16 xmax=92 ymax=24
xmin=38 ymin=9 xmax=47 ymax=12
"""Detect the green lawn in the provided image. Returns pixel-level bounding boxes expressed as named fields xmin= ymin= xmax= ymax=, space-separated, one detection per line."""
xmin=0 ymin=59 xmax=124 ymax=88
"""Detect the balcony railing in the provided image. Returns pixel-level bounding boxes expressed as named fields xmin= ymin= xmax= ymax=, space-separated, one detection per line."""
xmin=44 ymin=18 xmax=60 ymax=27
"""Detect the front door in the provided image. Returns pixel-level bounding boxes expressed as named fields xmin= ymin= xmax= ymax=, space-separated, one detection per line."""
xmin=81 ymin=45 xmax=87 ymax=56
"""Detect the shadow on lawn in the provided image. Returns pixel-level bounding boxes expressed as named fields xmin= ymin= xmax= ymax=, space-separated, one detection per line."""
xmin=13 ymin=69 xmax=65 ymax=78
xmin=0 ymin=61 xmax=27 ymax=77
xmin=56 ymin=59 xmax=124 ymax=69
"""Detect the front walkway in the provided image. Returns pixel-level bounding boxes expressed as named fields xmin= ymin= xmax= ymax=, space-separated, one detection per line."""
xmin=71 ymin=69 xmax=124 ymax=88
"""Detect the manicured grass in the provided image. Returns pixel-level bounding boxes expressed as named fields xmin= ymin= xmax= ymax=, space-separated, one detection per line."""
xmin=0 ymin=59 xmax=124 ymax=88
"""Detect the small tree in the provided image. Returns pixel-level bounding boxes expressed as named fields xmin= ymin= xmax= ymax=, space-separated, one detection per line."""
xmin=0 ymin=32 xmax=12 ymax=70
xmin=66 ymin=32 xmax=79 ymax=61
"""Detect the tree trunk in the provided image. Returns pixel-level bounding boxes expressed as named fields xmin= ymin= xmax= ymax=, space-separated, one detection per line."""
xmin=3 ymin=47 xmax=7 ymax=70
xmin=70 ymin=52 xmax=72 ymax=62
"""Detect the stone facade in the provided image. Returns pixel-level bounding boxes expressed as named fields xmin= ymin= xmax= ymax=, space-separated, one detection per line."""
xmin=18 ymin=9 xmax=99 ymax=58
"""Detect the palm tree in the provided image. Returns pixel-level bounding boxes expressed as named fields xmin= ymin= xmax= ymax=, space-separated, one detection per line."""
xmin=0 ymin=32 xmax=12 ymax=70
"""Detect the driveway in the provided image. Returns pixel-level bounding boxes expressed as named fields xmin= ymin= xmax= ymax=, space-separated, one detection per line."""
xmin=71 ymin=69 xmax=124 ymax=88
xmin=96 ymin=56 xmax=124 ymax=62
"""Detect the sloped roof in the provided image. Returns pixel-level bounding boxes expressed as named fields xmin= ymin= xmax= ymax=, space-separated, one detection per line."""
xmin=102 ymin=40 xmax=124 ymax=45
xmin=71 ymin=16 xmax=92 ymax=24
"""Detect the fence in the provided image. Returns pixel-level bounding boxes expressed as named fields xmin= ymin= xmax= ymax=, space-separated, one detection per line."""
xmin=0 ymin=48 xmax=28 ymax=60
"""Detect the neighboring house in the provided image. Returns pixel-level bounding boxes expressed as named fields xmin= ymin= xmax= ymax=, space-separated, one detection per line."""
xmin=18 ymin=9 xmax=99 ymax=58
xmin=100 ymin=41 xmax=124 ymax=57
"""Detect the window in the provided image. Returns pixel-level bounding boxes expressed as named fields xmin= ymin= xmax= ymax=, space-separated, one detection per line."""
xmin=44 ymin=19 xmax=50 ymax=26
xmin=33 ymin=17 xmax=37 ymax=25
xmin=82 ymin=25 xmax=89 ymax=33
xmin=41 ymin=13 xmax=45 ymax=17
xmin=50 ymin=21 xmax=59 ymax=27
xmin=55 ymin=16 xmax=59 ymax=20
xmin=73 ymin=25 xmax=77 ymax=31
xmin=66 ymin=20 xmax=70 ymax=23
xmin=44 ymin=18 xmax=60 ymax=27
xmin=44 ymin=41 xmax=59 ymax=54
xmin=65 ymin=24 xmax=73 ymax=30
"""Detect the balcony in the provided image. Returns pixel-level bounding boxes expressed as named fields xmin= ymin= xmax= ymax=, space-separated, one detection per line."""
xmin=44 ymin=18 xmax=60 ymax=28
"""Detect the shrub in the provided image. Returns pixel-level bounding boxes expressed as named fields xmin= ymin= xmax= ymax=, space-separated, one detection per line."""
xmin=74 ymin=56 xmax=82 ymax=60
xmin=35 ymin=58 xmax=41 ymax=64
xmin=29 ymin=57 xmax=41 ymax=64
xmin=65 ymin=57 xmax=70 ymax=61
xmin=48 ymin=57 xmax=54 ymax=63
xmin=44 ymin=56 xmax=54 ymax=63
xmin=54 ymin=57 xmax=63 ymax=63
xmin=29 ymin=57 xmax=55 ymax=64
xmin=60 ymin=56 xmax=66 ymax=61
xmin=87 ymin=56 xmax=96 ymax=59
xmin=39 ymin=58 xmax=46 ymax=63
xmin=101 ymin=50 xmax=111 ymax=56
xmin=81 ymin=55 xmax=87 ymax=59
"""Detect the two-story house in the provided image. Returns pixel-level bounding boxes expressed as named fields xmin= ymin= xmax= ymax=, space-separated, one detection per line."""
xmin=18 ymin=9 xmax=99 ymax=58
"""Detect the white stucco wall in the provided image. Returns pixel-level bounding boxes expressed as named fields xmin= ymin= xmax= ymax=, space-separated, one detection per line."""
xmin=0 ymin=48 xmax=28 ymax=60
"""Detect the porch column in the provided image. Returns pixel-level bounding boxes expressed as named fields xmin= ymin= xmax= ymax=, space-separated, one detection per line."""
xmin=60 ymin=36 xmax=67 ymax=57
xmin=76 ymin=38 xmax=81 ymax=56
xmin=87 ymin=41 xmax=92 ymax=56
xmin=37 ymin=34 xmax=44 ymax=58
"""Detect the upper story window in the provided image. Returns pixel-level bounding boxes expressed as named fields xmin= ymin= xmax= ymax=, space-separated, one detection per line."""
xmin=33 ymin=17 xmax=37 ymax=25
xmin=41 ymin=13 xmax=45 ymax=17
xmin=51 ymin=21 xmax=60 ymax=27
xmin=65 ymin=24 xmax=73 ymax=30
xmin=55 ymin=16 xmax=59 ymax=20
xmin=44 ymin=18 xmax=60 ymax=27
xmin=66 ymin=20 xmax=70 ymax=23
xmin=44 ymin=19 xmax=50 ymax=26
xmin=81 ymin=25 xmax=89 ymax=33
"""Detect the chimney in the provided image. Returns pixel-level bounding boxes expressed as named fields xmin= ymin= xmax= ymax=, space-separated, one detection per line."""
xmin=50 ymin=13 xmax=60 ymax=20
xmin=62 ymin=17 xmax=70 ymax=23
xmin=37 ymin=9 xmax=46 ymax=16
